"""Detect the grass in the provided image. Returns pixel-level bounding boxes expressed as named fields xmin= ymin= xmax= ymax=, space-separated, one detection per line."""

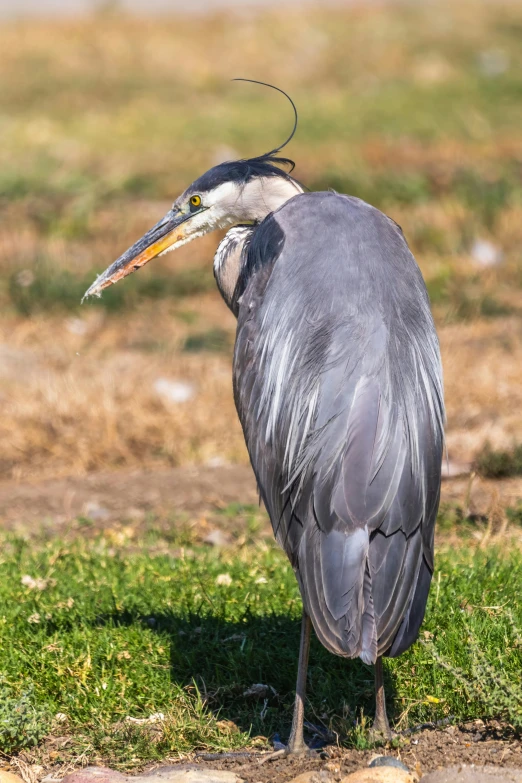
xmin=475 ymin=442 xmax=522 ymax=479
xmin=2 ymin=518 xmax=521 ymax=767
xmin=7 ymin=263 xmax=215 ymax=315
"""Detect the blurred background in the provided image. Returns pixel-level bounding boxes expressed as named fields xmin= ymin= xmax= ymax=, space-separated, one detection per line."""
xmin=1 ymin=0 xmax=522 ymax=518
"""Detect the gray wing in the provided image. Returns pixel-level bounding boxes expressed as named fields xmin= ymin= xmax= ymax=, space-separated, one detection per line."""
xmin=233 ymin=192 xmax=444 ymax=663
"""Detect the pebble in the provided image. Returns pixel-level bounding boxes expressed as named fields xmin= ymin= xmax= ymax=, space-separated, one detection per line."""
xmin=61 ymin=770 xmax=126 ymax=783
xmin=420 ymin=766 xmax=522 ymax=782
xmin=285 ymin=765 xmax=416 ymax=783
xmin=136 ymin=767 xmax=243 ymax=783
xmin=477 ymin=49 xmax=509 ymax=77
xmin=242 ymin=683 xmax=277 ymax=698
xmin=286 ymin=772 xmax=332 ymax=783
xmin=470 ymin=239 xmax=503 ymax=268
xmin=203 ymin=529 xmax=230 ymax=548
xmin=370 ymin=758 xmax=411 ymax=772
xmin=153 ymin=378 xmax=195 ymax=404
xmin=340 ymin=767 xmax=416 ymax=782
xmin=82 ymin=501 xmax=110 ymax=521
xmin=61 ymin=768 xmax=243 ymax=783
xmin=0 ymin=773 xmax=25 ymax=783
xmin=65 ymin=318 xmax=88 ymax=336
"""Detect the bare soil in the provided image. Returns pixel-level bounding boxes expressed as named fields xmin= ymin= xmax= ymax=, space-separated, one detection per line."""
xmin=179 ymin=722 xmax=522 ymax=782
xmin=0 ymin=463 xmax=259 ymax=535
xmin=1 ymin=462 xmax=522 ymax=546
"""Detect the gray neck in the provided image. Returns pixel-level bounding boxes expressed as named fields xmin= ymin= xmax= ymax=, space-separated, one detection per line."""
xmin=213 ymin=225 xmax=254 ymax=313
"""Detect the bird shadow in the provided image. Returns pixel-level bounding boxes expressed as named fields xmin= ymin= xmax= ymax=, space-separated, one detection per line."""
xmin=94 ymin=608 xmax=398 ymax=746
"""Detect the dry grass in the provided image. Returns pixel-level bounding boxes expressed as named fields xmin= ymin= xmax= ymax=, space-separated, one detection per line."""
xmin=0 ymin=298 xmax=247 ymax=480
xmin=2 ymin=1 xmax=522 ymax=480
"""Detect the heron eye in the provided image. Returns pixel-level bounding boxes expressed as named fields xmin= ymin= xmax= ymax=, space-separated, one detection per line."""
xmin=189 ymin=195 xmax=202 ymax=209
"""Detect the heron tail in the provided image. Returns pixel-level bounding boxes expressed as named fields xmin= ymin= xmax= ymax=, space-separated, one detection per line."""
xmin=297 ymin=526 xmax=378 ymax=663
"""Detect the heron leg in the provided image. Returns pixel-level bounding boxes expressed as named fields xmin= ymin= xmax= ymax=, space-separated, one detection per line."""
xmin=198 ymin=612 xmax=316 ymax=766
xmin=371 ymin=656 xmax=393 ymax=740
xmin=286 ymin=610 xmax=312 ymax=755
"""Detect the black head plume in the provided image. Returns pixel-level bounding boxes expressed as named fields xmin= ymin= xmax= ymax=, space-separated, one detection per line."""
xmin=232 ymin=78 xmax=298 ymax=172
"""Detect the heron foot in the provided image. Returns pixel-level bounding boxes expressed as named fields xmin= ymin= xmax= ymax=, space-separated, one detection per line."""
xmin=227 ymin=745 xmax=319 ymax=771
xmin=195 ymin=751 xmax=267 ymax=762
xmin=284 ymin=742 xmax=320 ymax=758
xmin=368 ymin=720 xmax=395 ymax=744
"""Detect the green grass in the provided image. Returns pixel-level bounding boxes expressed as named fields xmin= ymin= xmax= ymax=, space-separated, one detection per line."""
xmin=182 ymin=329 xmax=232 ymax=354
xmin=426 ymin=271 xmax=514 ymax=322
xmin=475 ymin=442 xmax=522 ymax=479
xmin=6 ymin=263 xmax=215 ymax=315
xmin=1 ymin=525 xmax=521 ymax=765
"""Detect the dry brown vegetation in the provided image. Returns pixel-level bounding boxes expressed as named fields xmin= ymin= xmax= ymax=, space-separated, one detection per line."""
xmin=2 ymin=0 xmax=522 ymax=483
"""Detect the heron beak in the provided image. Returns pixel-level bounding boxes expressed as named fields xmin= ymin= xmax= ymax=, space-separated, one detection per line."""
xmin=82 ymin=208 xmax=195 ymax=300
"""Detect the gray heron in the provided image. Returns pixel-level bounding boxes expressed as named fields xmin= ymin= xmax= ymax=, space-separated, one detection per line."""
xmin=84 ymin=81 xmax=445 ymax=752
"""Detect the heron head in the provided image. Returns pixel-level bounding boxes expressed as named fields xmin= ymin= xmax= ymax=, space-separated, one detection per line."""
xmin=82 ymin=156 xmax=302 ymax=300
xmin=82 ymin=81 xmax=303 ymax=301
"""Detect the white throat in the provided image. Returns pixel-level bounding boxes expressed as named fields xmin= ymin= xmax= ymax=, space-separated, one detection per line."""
xmin=211 ymin=176 xmax=302 ymax=314
xmin=207 ymin=175 xmax=303 ymax=228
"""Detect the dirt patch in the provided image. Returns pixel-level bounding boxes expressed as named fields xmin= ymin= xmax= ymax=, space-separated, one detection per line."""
xmin=13 ymin=724 xmax=522 ymax=783
xmin=0 ymin=463 xmax=260 ymax=534
xmin=1 ymin=463 xmax=522 ymax=544
xmin=183 ymin=723 xmax=522 ymax=783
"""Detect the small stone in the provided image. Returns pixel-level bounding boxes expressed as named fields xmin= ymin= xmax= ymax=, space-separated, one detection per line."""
xmin=369 ymin=758 xmax=410 ymax=772
xmin=0 ymin=773 xmax=25 ymax=783
xmin=420 ymin=766 xmax=522 ymax=782
xmin=205 ymin=457 xmax=228 ymax=468
xmin=286 ymin=772 xmax=333 ymax=783
xmin=61 ymin=768 xmax=126 ymax=783
xmin=83 ymin=501 xmax=110 ymax=521
xmin=340 ymin=767 xmax=416 ymax=782
xmin=154 ymin=378 xmax=195 ymax=404
xmin=215 ymin=573 xmax=232 ymax=586
xmin=135 ymin=767 xmax=244 ymax=783
xmin=204 ymin=530 xmax=230 ymax=548
xmin=470 ymin=239 xmax=503 ymax=268
xmin=65 ymin=318 xmax=88 ymax=336
xmin=242 ymin=683 xmax=277 ymax=698
xmin=478 ymin=49 xmax=509 ymax=77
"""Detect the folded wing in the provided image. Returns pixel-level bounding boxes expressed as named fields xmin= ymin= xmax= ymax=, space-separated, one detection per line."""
xmin=233 ymin=192 xmax=444 ymax=662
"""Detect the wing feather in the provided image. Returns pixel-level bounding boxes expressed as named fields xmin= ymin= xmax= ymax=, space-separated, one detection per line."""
xmin=233 ymin=192 xmax=444 ymax=661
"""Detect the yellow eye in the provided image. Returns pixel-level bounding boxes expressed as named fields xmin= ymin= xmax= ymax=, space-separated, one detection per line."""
xmin=190 ymin=194 xmax=202 ymax=208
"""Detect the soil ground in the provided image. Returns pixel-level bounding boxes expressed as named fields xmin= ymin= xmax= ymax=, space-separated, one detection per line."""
xmin=144 ymin=722 xmax=522 ymax=782
xmin=0 ymin=464 xmax=258 ymax=534
xmin=2 ymin=462 xmax=522 ymax=544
